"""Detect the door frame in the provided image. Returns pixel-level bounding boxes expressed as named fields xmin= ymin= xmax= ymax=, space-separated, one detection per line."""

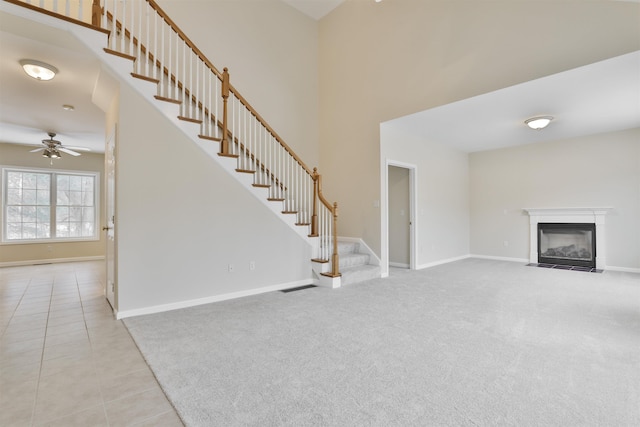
xmin=381 ymin=159 xmax=417 ymax=277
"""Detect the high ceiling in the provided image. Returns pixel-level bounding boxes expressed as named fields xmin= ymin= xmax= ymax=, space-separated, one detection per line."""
xmin=0 ymin=2 xmax=638 ymax=159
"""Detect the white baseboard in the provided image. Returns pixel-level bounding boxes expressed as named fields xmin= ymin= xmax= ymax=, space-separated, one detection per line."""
xmin=605 ymin=265 xmax=640 ymax=274
xmin=339 ymin=236 xmax=381 ymax=266
xmin=116 ymin=279 xmax=312 ymax=319
xmin=470 ymin=254 xmax=529 ymax=263
xmin=416 ymin=255 xmax=471 ymax=270
xmin=389 ymin=262 xmax=410 ymax=268
xmin=0 ymin=256 xmax=105 ymax=268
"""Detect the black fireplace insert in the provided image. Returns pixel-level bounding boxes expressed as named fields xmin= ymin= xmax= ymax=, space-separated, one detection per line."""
xmin=538 ymin=222 xmax=596 ymax=268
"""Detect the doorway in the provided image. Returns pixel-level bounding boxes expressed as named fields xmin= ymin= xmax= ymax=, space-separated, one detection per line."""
xmin=384 ymin=161 xmax=417 ymax=273
xmin=388 ymin=166 xmax=410 ymax=268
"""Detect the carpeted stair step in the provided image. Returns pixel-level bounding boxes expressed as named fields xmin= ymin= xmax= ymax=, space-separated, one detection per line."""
xmin=339 ymin=252 xmax=370 ymax=269
xmin=340 ymin=264 xmax=381 ymax=286
xmin=337 ymin=241 xmax=359 ymax=255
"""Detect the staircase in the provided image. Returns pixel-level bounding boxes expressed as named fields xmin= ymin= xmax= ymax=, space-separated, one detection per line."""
xmin=337 ymin=240 xmax=381 ymax=286
xmin=4 ymin=0 xmax=382 ymax=288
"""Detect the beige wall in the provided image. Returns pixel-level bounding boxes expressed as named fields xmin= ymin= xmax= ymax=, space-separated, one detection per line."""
xmin=469 ymin=128 xmax=640 ymax=270
xmin=0 ymin=142 xmax=105 ymax=265
xmin=156 ymin=0 xmax=320 ymax=168
xmin=319 ymin=0 xmax=640 ymax=257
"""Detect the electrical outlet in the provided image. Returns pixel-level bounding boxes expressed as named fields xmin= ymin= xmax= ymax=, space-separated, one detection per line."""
xmin=228 ymin=264 xmax=234 ymax=272
xmin=250 ymin=261 xmax=255 ymax=271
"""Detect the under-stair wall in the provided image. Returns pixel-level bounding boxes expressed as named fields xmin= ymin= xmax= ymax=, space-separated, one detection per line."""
xmin=116 ymin=81 xmax=314 ymax=317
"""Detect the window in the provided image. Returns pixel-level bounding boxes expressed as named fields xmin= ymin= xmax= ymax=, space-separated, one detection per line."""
xmin=2 ymin=167 xmax=99 ymax=243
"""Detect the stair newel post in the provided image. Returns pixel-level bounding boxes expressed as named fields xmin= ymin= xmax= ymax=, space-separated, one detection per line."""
xmin=311 ymin=168 xmax=319 ymax=237
xmin=331 ymin=202 xmax=340 ymax=277
xmin=91 ymin=0 xmax=101 ymax=27
xmin=221 ymin=67 xmax=230 ymax=155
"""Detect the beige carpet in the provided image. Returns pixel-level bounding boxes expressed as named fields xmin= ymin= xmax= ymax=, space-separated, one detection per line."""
xmin=124 ymin=258 xmax=640 ymax=426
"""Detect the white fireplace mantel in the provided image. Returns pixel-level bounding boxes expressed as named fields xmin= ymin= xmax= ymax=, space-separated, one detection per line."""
xmin=523 ymin=207 xmax=613 ymax=269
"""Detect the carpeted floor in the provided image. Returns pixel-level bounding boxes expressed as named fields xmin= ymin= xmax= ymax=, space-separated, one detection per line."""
xmin=124 ymin=258 xmax=640 ymax=426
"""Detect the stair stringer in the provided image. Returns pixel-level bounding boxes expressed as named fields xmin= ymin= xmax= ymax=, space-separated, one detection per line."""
xmin=69 ymin=24 xmax=321 ymax=246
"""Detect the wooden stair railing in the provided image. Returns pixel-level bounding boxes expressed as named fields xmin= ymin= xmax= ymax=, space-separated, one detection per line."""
xmin=6 ymin=0 xmax=341 ymax=278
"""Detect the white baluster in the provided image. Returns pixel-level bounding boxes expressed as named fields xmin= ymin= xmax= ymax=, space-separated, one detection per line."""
xmin=160 ymin=16 xmax=165 ymax=96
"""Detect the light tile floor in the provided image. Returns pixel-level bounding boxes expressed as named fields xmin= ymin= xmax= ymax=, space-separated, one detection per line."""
xmin=0 ymin=261 xmax=183 ymax=426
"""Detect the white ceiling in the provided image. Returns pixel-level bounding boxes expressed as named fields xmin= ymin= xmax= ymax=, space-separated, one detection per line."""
xmin=0 ymin=10 xmax=105 ymax=154
xmin=385 ymin=50 xmax=640 ymax=152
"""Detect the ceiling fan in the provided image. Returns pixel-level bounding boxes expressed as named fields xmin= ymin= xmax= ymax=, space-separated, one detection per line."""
xmin=29 ymin=132 xmax=90 ymax=159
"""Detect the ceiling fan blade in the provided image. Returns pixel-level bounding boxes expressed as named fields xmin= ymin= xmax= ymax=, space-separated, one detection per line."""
xmin=29 ymin=147 xmax=46 ymax=153
xmin=63 ymin=146 xmax=91 ymax=152
xmin=58 ymin=147 xmax=81 ymax=156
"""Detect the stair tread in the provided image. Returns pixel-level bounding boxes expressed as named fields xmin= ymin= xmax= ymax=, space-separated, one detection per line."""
xmin=341 ymin=264 xmax=380 ymax=272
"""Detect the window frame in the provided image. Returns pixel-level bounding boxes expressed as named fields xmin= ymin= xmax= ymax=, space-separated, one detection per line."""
xmin=1 ymin=165 xmax=101 ymax=244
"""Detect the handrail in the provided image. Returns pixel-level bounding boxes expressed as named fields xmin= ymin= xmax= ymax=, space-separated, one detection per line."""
xmin=146 ymin=0 xmax=223 ymax=80
xmin=3 ymin=0 xmax=109 ymax=33
xmin=144 ymin=0 xmax=312 ymax=177
xmin=8 ymin=0 xmax=341 ymax=276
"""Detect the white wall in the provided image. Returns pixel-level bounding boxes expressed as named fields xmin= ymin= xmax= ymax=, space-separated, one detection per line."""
xmin=319 ymin=0 xmax=640 ymax=258
xmin=155 ymin=0 xmax=320 ymax=168
xmin=469 ymin=128 xmax=640 ymax=271
xmin=116 ymin=83 xmax=312 ymax=315
xmin=381 ymin=123 xmax=469 ymax=275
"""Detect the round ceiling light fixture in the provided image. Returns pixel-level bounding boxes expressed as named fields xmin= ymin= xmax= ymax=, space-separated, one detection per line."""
xmin=525 ymin=116 xmax=553 ymax=130
xmin=19 ymin=59 xmax=58 ymax=81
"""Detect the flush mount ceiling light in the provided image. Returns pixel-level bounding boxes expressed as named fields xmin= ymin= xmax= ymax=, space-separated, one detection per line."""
xmin=525 ymin=116 xmax=553 ymax=130
xmin=19 ymin=59 xmax=58 ymax=81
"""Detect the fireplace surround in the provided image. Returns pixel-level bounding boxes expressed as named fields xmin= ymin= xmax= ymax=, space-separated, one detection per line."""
xmin=524 ymin=208 xmax=612 ymax=270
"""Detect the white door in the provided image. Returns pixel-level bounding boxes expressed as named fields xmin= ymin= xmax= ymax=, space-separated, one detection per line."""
xmin=104 ymin=127 xmax=116 ymax=309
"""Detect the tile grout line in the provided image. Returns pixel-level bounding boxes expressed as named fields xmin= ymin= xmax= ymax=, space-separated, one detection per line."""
xmin=29 ymin=272 xmax=54 ymax=427
xmin=0 ymin=274 xmax=29 ymax=338
xmin=76 ymin=266 xmax=113 ymax=426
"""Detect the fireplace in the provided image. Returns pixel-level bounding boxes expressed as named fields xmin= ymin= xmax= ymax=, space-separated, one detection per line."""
xmin=524 ymin=207 xmax=612 ymax=270
xmin=538 ymin=223 xmax=596 ymax=268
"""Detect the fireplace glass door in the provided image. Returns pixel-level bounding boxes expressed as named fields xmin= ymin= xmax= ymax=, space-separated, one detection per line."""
xmin=538 ymin=223 xmax=596 ymax=268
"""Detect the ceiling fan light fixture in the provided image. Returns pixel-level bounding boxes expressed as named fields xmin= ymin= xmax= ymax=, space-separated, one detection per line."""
xmin=19 ymin=59 xmax=58 ymax=81
xmin=42 ymin=148 xmax=61 ymax=159
xmin=525 ymin=116 xmax=553 ymax=130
